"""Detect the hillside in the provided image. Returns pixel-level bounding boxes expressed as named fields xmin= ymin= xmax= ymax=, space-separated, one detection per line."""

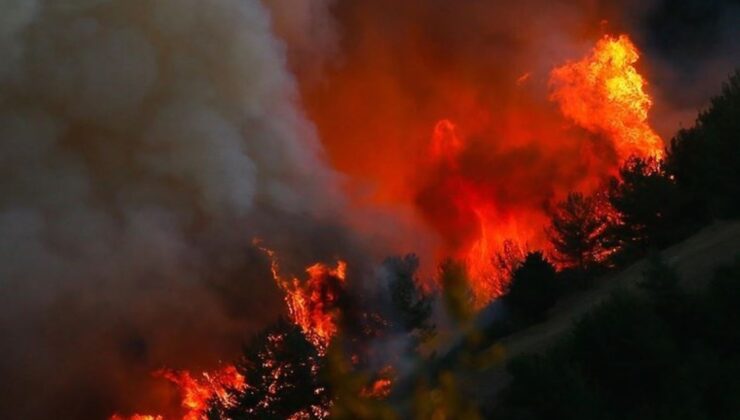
xmin=464 ymin=220 xmax=740 ymax=404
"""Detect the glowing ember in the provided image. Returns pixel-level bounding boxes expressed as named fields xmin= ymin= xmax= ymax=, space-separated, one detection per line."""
xmin=360 ymin=365 xmax=395 ymax=399
xmin=550 ymin=34 xmax=663 ymax=160
xmin=110 ymin=366 xmax=244 ymax=420
xmin=361 ymin=379 xmax=393 ymax=399
xmin=255 ymin=240 xmax=347 ymax=351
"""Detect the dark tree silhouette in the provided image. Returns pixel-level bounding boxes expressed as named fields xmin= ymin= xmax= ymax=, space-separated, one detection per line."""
xmin=492 ymin=258 xmax=740 ymax=420
xmin=607 ymin=157 xmax=686 ymax=262
xmin=667 ymin=70 xmax=740 ymax=219
xmin=384 ymin=255 xmax=434 ymax=337
xmin=504 ymin=252 xmax=558 ymax=322
xmin=439 ymin=259 xmax=475 ymax=323
xmin=547 ymin=192 xmax=613 ymax=271
xmin=218 ymin=318 xmax=330 ymax=420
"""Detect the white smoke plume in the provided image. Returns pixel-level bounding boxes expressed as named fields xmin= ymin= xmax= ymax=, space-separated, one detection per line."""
xmin=0 ymin=0 xmax=350 ymax=417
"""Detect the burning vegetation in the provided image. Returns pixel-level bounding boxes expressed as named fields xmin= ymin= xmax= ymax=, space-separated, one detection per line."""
xmin=111 ymin=31 xmax=671 ymax=418
xmin=550 ymin=35 xmax=664 ymax=160
xmin=7 ymin=0 xmax=738 ymax=418
xmin=111 ymin=366 xmax=245 ymax=420
xmin=414 ymin=34 xmax=663 ymax=304
xmin=255 ymin=240 xmax=348 ymax=351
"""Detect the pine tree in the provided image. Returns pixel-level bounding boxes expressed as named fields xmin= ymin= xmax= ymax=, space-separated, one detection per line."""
xmin=504 ymin=252 xmax=558 ymax=321
xmin=221 ymin=318 xmax=330 ymax=420
xmin=547 ymin=192 xmax=612 ymax=271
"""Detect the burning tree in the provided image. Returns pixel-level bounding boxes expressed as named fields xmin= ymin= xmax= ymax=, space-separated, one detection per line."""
xmin=547 ymin=192 xmax=614 ymax=271
xmin=214 ymin=318 xmax=331 ymax=420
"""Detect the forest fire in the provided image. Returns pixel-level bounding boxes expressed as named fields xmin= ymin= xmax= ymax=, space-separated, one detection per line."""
xmin=550 ymin=35 xmax=664 ymax=160
xmin=110 ymin=366 xmax=245 ymax=420
xmin=413 ymin=34 xmax=663 ymax=304
xmin=424 ymin=119 xmax=531 ymax=303
xmin=256 ymin=241 xmax=347 ymax=351
xmin=281 ymin=261 xmax=347 ymax=351
xmin=7 ymin=0 xmax=738 ymax=418
xmin=109 ymin=30 xmax=664 ymax=419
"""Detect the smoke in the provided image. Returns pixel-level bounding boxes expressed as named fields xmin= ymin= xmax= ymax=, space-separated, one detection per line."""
xmin=627 ymin=0 xmax=740 ymax=138
xmin=0 ymin=0 xmax=354 ymax=418
xmin=262 ymin=0 xmax=339 ymax=83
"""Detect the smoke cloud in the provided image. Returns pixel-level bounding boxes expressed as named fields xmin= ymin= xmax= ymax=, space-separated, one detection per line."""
xmin=0 ymin=0 xmax=353 ymax=418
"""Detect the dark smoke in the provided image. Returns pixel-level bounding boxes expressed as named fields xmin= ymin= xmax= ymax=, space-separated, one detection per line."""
xmin=0 ymin=0 xmax=357 ymax=418
xmin=630 ymin=0 xmax=740 ymax=137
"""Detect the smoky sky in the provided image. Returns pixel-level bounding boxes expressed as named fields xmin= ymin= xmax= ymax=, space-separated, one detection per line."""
xmin=640 ymin=0 xmax=740 ymax=68
xmin=625 ymin=0 xmax=740 ymax=130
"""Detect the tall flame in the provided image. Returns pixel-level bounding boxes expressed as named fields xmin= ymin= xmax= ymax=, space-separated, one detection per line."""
xmin=255 ymin=240 xmax=347 ymax=351
xmin=550 ymin=34 xmax=663 ymax=160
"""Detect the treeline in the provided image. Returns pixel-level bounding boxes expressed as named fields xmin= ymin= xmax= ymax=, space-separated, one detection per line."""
xmin=491 ymin=257 xmax=740 ymax=420
xmin=488 ymin=70 xmax=740 ymax=419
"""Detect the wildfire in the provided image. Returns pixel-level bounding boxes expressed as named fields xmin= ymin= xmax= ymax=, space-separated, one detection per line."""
xmin=425 ymin=120 xmax=531 ymax=304
xmin=110 ymin=366 xmax=245 ymax=420
xmin=156 ymin=366 xmax=245 ymax=420
xmin=550 ymin=34 xmax=663 ymax=160
xmin=419 ymin=34 xmax=662 ymax=305
xmin=255 ymin=240 xmax=347 ymax=351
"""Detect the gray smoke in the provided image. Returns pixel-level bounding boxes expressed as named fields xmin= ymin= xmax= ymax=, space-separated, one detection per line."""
xmin=0 ymin=0 xmax=353 ymax=418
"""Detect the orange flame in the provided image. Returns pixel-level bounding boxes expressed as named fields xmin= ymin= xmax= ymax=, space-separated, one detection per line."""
xmin=255 ymin=240 xmax=347 ymax=351
xmin=110 ymin=366 xmax=245 ymax=420
xmin=426 ymin=120 xmax=533 ymax=304
xmin=421 ymin=35 xmax=661 ymax=305
xmin=156 ymin=366 xmax=245 ymax=420
xmin=360 ymin=365 xmax=395 ymax=399
xmin=550 ymin=34 xmax=663 ymax=160
xmin=361 ymin=378 xmax=393 ymax=399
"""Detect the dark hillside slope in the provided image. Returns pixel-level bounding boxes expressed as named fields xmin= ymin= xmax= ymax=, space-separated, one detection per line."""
xmin=465 ymin=220 xmax=740 ymax=403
